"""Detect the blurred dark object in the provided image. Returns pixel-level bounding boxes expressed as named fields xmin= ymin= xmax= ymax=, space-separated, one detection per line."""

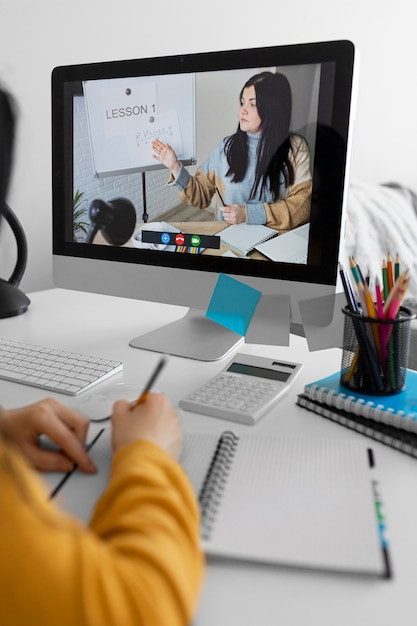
xmin=0 ymin=87 xmax=30 ymax=318
xmin=85 ymin=198 xmax=136 ymax=245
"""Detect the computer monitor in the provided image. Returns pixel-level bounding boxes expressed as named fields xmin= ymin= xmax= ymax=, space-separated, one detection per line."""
xmin=52 ymin=40 xmax=357 ymax=360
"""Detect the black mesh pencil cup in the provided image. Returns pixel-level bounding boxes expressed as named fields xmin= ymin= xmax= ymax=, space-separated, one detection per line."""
xmin=340 ymin=305 xmax=415 ymax=395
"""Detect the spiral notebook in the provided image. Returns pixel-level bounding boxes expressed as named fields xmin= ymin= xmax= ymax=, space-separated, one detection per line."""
xmin=302 ymin=369 xmax=417 ymax=433
xmin=255 ymin=223 xmax=309 ymax=263
xmin=47 ymin=427 xmax=390 ymax=577
xmin=217 ymin=223 xmax=278 ymax=256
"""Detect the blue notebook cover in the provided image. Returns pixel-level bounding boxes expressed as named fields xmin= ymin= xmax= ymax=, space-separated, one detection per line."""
xmin=304 ymin=369 xmax=417 ymax=431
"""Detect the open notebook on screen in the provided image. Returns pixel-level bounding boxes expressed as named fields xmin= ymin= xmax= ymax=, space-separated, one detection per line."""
xmin=256 ymin=223 xmax=309 ymax=263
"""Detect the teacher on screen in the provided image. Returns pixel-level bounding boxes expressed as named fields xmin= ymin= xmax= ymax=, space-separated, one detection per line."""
xmin=152 ymin=71 xmax=312 ymax=231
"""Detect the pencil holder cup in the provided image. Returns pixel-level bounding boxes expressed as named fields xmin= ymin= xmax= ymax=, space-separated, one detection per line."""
xmin=340 ymin=305 xmax=416 ymax=395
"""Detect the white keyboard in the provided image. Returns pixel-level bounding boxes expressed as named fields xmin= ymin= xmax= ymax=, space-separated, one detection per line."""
xmin=0 ymin=338 xmax=123 ymax=396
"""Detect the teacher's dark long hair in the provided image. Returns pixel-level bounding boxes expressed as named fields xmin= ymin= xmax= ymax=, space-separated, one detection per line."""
xmin=224 ymin=71 xmax=295 ymax=201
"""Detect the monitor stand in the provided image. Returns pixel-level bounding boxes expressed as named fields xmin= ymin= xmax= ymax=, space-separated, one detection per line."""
xmin=129 ymin=308 xmax=244 ymax=361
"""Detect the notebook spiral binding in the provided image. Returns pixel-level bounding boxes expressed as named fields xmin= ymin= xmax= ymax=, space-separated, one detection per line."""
xmin=199 ymin=430 xmax=239 ymax=540
xmin=247 ymin=232 xmax=278 ymax=254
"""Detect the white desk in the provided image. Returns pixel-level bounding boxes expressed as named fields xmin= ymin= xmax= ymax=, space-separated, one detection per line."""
xmin=1 ymin=288 xmax=416 ymax=626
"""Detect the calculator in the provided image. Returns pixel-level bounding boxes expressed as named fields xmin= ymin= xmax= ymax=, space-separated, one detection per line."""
xmin=179 ymin=353 xmax=303 ymax=425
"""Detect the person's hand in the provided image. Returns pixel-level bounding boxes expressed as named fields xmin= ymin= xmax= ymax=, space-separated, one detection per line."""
xmin=111 ymin=393 xmax=182 ymax=461
xmin=0 ymin=399 xmax=96 ymax=473
xmin=151 ymin=139 xmax=181 ymax=177
xmin=219 ymin=203 xmax=246 ymax=225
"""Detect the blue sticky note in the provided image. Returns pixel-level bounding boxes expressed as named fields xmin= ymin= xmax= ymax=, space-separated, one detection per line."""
xmin=206 ymin=274 xmax=261 ymax=336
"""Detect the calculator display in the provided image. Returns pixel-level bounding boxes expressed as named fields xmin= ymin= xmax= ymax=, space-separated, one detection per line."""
xmin=227 ymin=363 xmax=291 ymax=382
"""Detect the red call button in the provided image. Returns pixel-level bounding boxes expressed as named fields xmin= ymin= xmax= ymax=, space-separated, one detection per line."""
xmin=175 ymin=233 xmax=185 ymax=245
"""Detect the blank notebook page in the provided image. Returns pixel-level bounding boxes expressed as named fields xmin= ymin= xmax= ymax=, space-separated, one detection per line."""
xmin=181 ymin=435 xmax=385 ymax=575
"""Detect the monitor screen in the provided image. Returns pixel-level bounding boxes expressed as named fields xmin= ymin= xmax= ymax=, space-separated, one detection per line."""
xmin=52 ymin=40 xmax=356 ymax=360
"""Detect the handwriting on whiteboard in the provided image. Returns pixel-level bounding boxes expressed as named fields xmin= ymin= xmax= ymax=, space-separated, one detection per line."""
xmin=136 ymin=124 xmax=174 ymax=145
xmin=133 ymin=110 xmax=183 ymax=157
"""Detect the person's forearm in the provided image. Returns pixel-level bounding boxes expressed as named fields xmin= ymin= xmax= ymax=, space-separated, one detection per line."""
xmin=0 ymin=439 xmax=203 ymax=626
xmin=88 ymin=440 xmax=204 ymax=626
xmin=170 ymin=160 xmax=182 ymax=178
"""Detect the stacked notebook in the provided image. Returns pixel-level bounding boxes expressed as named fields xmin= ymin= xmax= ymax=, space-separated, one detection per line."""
xmin=297 ymin=369 xmax=417 ymax=458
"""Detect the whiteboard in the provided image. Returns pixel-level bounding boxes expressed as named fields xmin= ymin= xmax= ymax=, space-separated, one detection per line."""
xmin=83 ymin=73 xmax=196 ymax=177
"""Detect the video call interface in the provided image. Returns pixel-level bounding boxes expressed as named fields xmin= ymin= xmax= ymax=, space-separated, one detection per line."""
xmin=68 ymin=60 xmax=336 ymax=265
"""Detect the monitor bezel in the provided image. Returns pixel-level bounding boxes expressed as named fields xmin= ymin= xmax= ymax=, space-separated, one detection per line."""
xmin=52 ymin=39 xmax=355 ymax=288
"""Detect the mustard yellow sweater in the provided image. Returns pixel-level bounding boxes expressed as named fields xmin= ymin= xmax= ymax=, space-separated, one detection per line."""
xmin=0 ymin=438 xmax=204 ymax=626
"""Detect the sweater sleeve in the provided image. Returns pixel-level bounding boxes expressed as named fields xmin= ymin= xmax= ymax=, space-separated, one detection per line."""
xmin=168 ymin=164 xmax=217 ymax=210
xmin=261 ymin=135 xmax=312 ymax=231
xmin=167 ymin=140 xmax=226 ymax=210
xmin=263 ymin=179 xmax=312 ymax=230
xmin=0 ymin=439 xmax=204 ymax=626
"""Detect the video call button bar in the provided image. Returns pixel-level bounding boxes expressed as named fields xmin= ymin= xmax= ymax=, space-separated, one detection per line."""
xmin=141 ymin=229 xmax=221 ymax=250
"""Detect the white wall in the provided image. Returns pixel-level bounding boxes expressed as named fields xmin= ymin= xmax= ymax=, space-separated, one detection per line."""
xmin=1 ymin=0 xmax=416 ymax=293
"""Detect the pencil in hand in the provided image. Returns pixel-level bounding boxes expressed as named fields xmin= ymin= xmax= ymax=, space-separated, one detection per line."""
xmin=131 ymin=357 xmax=167 ymax=408
xmin=215 ymin=186 xmax=225 ymax=206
